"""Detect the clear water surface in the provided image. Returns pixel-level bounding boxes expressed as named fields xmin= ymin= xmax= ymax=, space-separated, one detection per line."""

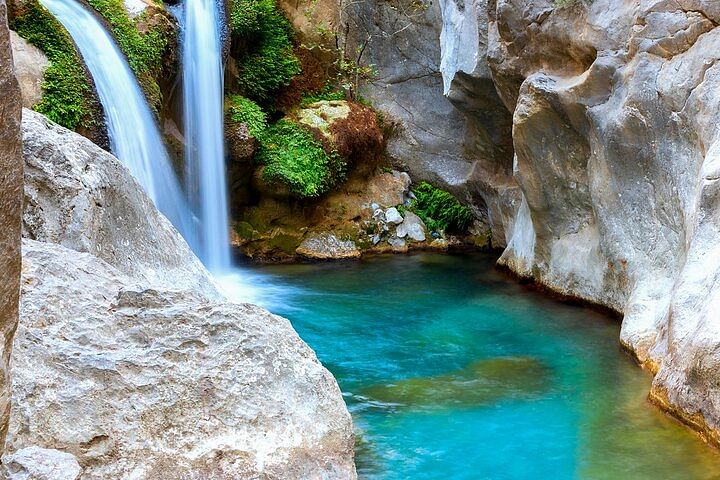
xmin=248 ymin=253 xmax=720 ymax=479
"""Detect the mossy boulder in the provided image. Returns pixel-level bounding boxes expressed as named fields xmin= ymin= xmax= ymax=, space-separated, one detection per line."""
xmin=294 ymin=100 xmax=383 ymax=164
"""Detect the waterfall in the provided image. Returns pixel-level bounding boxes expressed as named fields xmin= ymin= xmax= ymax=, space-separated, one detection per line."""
xmin=182 ymin=0 xmax=231 ymax=273
xmin=39 ymin=0 xmax=197 ymax=249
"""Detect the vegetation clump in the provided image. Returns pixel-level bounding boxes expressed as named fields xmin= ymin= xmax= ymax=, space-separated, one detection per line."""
xmin=85 ymin=0 xmax=175 ymax=109
xmin=9 ymin=0 xmax=96 ymax=130
xmin=226 ymin=94 xmax=268 ymax=137
xmin=228 ymin=0 xmax=300 ymax=105
xmin=408 ymin=182 xmax=473 ymax=233
xmin=256 ymin=119 xmax=346 ymax=198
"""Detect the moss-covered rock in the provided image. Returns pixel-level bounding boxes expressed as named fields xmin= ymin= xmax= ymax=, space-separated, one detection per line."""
xmin=8 ymin=0 xmax=104 ymax=142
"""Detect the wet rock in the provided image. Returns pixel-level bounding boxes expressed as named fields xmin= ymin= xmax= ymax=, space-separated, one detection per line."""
xmin=2 ymin=446 xmax=81 ymax=480
xmin=361 ymin=357 xmax=547 ymax=408
xmin=387 ymin=236 xmax=407 ymax=252
xmin=396 ymin=211 xmax=426 ymax=242
xmin=0 ymin=1 xmax=22 ymax=452
xmin=9 ymin=31 xmax=48 ymax=109
xmin=385 ymin=207 xmax=403 ymax=225
xmin=296 ymin=233 xmax=361 ymax=260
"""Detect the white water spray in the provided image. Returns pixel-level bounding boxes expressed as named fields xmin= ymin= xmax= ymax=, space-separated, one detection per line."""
xmin=40 ymin=0 xmax=197 ymax=248
xmin=182 ymin=0 xmax=231 ymax=272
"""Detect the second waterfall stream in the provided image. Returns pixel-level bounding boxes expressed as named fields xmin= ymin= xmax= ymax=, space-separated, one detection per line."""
xmin=39 ymin=0 xmax=198 ymax=249
xmin=182 ymin=0 xmax=231 ymax=272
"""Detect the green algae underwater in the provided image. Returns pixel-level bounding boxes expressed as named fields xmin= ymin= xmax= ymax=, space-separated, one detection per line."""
xmin=248 ymin=253 xmax=720 ymax=479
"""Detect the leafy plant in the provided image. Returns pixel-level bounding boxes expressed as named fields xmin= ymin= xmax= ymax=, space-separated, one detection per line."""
xmin=256 ymin=119 xmax=346 ymax=197
xmin=226 ymin=95 xmax=268 ymax=136
xmin=409 ymin=182 xmax=473 ymax=233
xmin=9 ymin=0 xmax=95 ymax=130
xmin=229 ymin=0 xmax=301 ymax=105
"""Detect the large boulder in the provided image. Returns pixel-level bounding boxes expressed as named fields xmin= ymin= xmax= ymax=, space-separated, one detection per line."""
xmin=21 ymin=109 xmax=218 ymax=298
xmin=0 ymin=0 xmax=22 ymax=453
xmin=9 ymin=239 xmax=356 ymax=479
xmin=8 ymin=111 xmax=356 ymax=478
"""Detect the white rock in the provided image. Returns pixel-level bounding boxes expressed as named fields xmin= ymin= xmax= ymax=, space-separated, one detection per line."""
xmin=385 ymin=207 xmax=403 ymax=224
xmin=2 ymin=447 xmax=81 ymax=480
xmin=395 ymin=211 xmax=426 ymax=242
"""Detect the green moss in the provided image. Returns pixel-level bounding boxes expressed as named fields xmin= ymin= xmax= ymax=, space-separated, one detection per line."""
xmin=409 ymin=182 xmax=474 ymax=233
xmin=85 ymin=0 xmax=173 ymax=108
xmin=9 ymin=0 xmax=95 ymax=130
xmin=256 ymin=119 xmax=346 ymax=198
xmin=226 ymin=95 xmax=268 ymax=137
xmin=229 ymin=0 xmax=300 ymax=105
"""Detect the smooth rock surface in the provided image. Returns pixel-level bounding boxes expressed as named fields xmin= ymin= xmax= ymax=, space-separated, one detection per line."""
xmin=396 ymin=211 xmax=426 ymax=242
xmin=385 ymin=207 xmax=403 ymax=225
xmin=436 ymin=0 xmax=720 ymax=446
xmin=0 ymin=0 xmax=22 ymax=453
xmin=9 ymin=31 xmax=47 ymax=109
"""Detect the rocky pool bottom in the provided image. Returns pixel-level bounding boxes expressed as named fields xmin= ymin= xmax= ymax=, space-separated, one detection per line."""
xmin=245 ymin=253 xmax=720 ymax=479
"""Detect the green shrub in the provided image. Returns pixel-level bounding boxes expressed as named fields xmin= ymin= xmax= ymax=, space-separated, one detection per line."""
xmin=229 ymin=0 xmax=300 ymax=105
xmin=256 ymin=119 xmax=346 ymax=197
xmin=226 ymin=95 xmax=268 ymax=136
xmin=409 ymin=182 xmax=473 ymax=233
xmin=9 ymin=0 xmax=95 ymax=130
xmin=85 ymin=0 xmax=173 ymax=108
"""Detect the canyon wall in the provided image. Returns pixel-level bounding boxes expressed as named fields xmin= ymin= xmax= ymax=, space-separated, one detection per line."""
xmin=0 ymin=0 xmax=22 ymax=452
xmin=355 ymin=0 xmax=720 ymax=446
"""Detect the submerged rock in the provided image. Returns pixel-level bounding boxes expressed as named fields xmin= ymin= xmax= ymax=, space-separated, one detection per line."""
xmin=361 ymin=357 xmax=548 ymax=409
xmin=10 ymin=112 xmax=357 ymax=478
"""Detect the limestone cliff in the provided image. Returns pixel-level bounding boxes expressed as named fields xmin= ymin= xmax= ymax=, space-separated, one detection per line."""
xmin=354 ymin=0 xmax=720 ymax=448
xmin=0 ymin=0 xmax=22 ymax=453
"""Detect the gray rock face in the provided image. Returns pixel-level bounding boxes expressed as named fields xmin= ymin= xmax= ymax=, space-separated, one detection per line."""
xmin=10 ymin=113 xmax=356 ymax=478
xmin=342 ymin=0 xmax=515 ymax=246
xmin=0 ymin=0 xmax=22 ymax=453
xmin=21 ymin=109 xmax=219 ymax=298
xmin=385 ymin=207 xmax=403 ymax=225
xmin=3 ymin=446 xmax=81 ymax=480
xmin=296 ymin=233 xmax=361 ymax=260
xmin=444 ymin=0 xmax=720 ymax=446
xmin=9 ymin=31 xmax=47 ymax=109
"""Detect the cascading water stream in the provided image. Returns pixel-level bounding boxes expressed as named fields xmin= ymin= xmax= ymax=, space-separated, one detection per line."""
xmin=39 ymin=0 xmax=197 ymax=249
xmin=182 ymin=0 xmax=231 ymax=273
